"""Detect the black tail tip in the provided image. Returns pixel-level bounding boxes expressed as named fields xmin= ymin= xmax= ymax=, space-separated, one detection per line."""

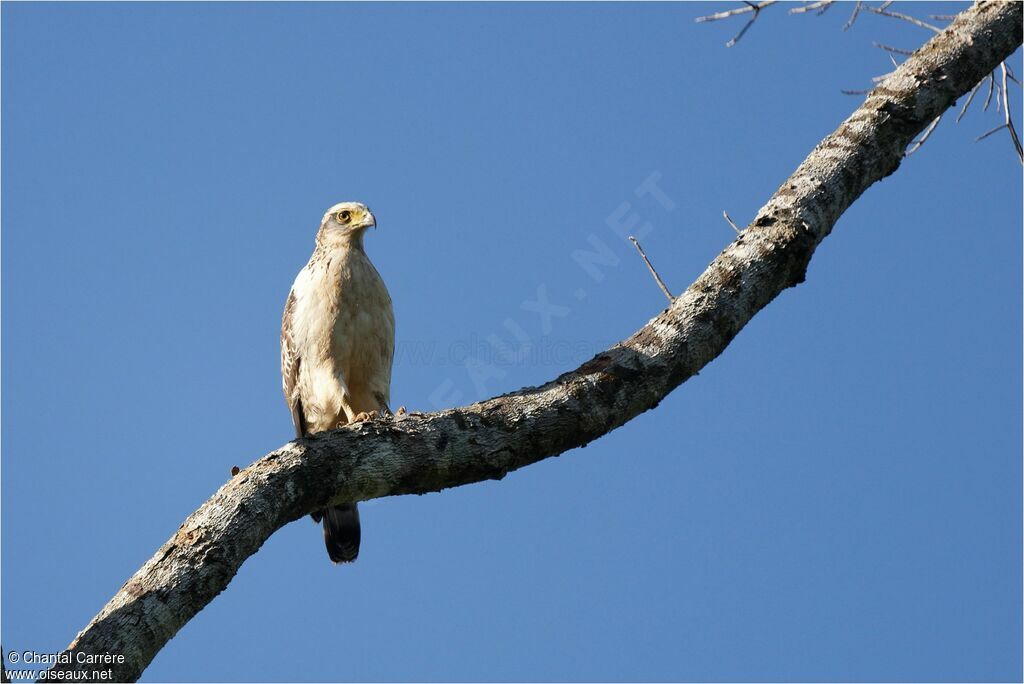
xmin=322 ymin=504 xmax=360 ymax=564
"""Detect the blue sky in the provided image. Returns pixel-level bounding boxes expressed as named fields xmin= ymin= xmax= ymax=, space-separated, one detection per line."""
xmin=2 ymin=2 xmax=1020 ymax=681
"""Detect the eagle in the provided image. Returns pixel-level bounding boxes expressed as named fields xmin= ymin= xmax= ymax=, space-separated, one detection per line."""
xmin=280 ymin=201 xmax=395 ymax=563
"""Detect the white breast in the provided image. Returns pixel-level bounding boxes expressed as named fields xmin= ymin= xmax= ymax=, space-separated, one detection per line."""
xmin=288 ymin=247 xmax=394 ymax=430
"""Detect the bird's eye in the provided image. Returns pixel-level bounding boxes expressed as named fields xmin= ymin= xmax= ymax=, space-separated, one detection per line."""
xmin=337 ymin=210 xmax=352 ymax=223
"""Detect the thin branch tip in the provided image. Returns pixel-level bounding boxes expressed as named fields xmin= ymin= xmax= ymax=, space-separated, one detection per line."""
xmin=843 ymin=1 xmax=864 ymax=31
xmin=867 ymin=6 xmax=942 ymax=33
xmin=905 ymin=115 xmax=942 ymax=157
xmin=628 ymin=236 xmax=674 ymax=302
xmin=722 ymin=211 xmax=743 ymax=234
xmin=695 ymin=0 xmax=777 ymax=47
xmin=1000 ymin=63 xmax=1024 ymax=162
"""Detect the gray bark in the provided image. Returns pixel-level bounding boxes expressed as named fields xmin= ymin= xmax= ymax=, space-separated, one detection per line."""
xmin=46 ymin=2 xmax=1022 ymax=681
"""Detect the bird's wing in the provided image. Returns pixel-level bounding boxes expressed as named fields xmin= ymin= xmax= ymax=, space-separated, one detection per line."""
xmin=281 ymin=288 xmax=306 ymax=438
xmin=376 ymin=301 xmax=396 ymax=415
xmin=367 ymin=259 xmax=396 ymax=415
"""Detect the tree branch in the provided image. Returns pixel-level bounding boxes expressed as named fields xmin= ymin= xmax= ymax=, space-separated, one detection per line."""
xmin=844 ymin=1 xmax=864 ymax=31
xmin=695 ymin=1 xmax=778 ymax=47
xmin=628 ymin=236 xmax=675 ymax=302
xmin=866 ymin=5 xmax=942 ymax=33
xmin=46 ymin=2 xmax=1022 ymax=681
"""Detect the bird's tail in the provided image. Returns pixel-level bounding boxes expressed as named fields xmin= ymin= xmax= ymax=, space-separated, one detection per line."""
xmin=317 ymin=504 xmax=361 ymax=564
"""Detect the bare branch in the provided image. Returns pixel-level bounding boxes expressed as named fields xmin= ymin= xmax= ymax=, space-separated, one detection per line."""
xmin=957 ymin=78 xmax=983 ymax=122
xmin=629 ymin=236 xmax=674 ymax=302
xmin=1001 ymin=62 xmax=1024 ymax=162
xmin=695 ymin=1 xmax=778 ymax=47
xmin=905 ymin=114 xmax=942 ymax=157
xmin=1004 ymin=62 xmax=1020 ymax=85
xmin=44 ymin=3 xmax=1023 ymax=682
xmin=841 ymin=88 xmax=872 ymax=95
xmin=789 ymin=1 xmax=833 ymax=15
xmin=694 ymin=1 xmax=771 ymax=23
xmin=929 ymin=14 xmax=958 ymax=21
xmin=867 ymin=5 xmax=942 ymax=33
xmin=722 ymin=210 xmax=742 ymax=234
xmin=725 ymin=7 xmax=767 ymax=47
xmin=976 ymin=123 xmax=1009 ymax=141
xmin=874 ymin=42 xmax=915 ymax=56
xmin=844 ymin=1 xmax=864 ymax=31
xmin=983 ymin=72 xmax=996 ymax=111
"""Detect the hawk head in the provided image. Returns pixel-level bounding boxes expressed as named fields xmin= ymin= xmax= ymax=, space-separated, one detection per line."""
xmin=318 ymin=201 xmax=376 ymax=244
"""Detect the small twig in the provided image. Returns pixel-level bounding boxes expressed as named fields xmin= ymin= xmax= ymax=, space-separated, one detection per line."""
xmin=789 ymin=1 xmax=832 ymax=15
xmin=957 ymin=79 xmax=983 ymax=122
xmin=843 ymin=0 xmax=863 ymax=30
xmin=983 ymin=73 xmax=996 ymax=111
xmin=841 ymin=88 xmax=872 ymax=96
xmin=628 ymin=236 xmax=674 ymax=302
xmin=928 ymin=14 xmax=957 ymax=21
xmin=1000 ymin=62 xmax=1024 ymax=163
xmin=694 ymin=1 xmax=766 ymax=23
xmin=726 ymin=16 xmax=757 ymax=47
xmin=874 ymin=42 xmax=914 ymax=56
xmin=867 ymin=6 xmax=941 ymax=33
xmin=696 ymin=1 xmax=761 ymax=22
xmin=722 ymin=211 xmax=742 ymax=234
xmin=905 ymin=114 xmax=941 ymax=156
xmin=976 ymin=123 xmax=1008 ymax=142
xmin=877 ymin=1 xmax=894 ymax=10
xmin=725 ymin=3 xmax=768 ymax=48
xmin=696 ymin=1 xmax=778 ymax=48
xmin=1004 ymin=63 xmax=1020 ymax=85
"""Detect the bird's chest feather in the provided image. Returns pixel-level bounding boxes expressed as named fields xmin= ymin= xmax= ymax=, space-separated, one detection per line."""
xmin=291 ymin=249 xmax=393 ymax=372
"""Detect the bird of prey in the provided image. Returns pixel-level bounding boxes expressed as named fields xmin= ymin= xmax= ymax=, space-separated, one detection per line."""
xmin=280 ymin=201 xmax=394 ymax=563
